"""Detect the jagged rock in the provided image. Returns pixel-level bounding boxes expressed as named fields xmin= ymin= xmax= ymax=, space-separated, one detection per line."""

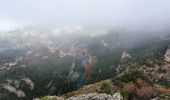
xmin=112 ymin=93 xmax=123 ymax=100
xmin=5 ymin=79 xmax=13 ymax=85
xmin=165 ymin=46 xmax=170 ymax=62
xmin=66 ymin=93 xmax=123 ymax=100
xmin=35 ymin=96 xmax=64 ymax=100
xmin=15 ymin=90 xmax=25 ymax=97
xmin=151 ymin=93 xmax=170 ymax=100
xmin=121 ymin=51 xmax=131 ymax=61
xmin=21 ymin=77 xmax=34 ymax=90
xmin=45 ymin=96 xmax=64 ymax=100
xmin=33 ymin=98 xmax=40 ymax=100
xmin=3 ymin=84 xmax=17 ymax=93
xmin=3 ymin=84 xmax=25 ymax=97
xmin=13 ymin=80 xmax=20 ymax=88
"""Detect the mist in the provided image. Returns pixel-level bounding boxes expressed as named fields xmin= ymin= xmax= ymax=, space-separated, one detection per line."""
xmin=1 ymin=1 xmax=170 ymax=100
xmin=0 ymin=0 xmax=170 ymax=31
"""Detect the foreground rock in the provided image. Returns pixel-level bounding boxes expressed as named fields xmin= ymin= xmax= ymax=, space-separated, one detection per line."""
xmin=34 ymin=96 xmax=64 ymax=100
xmin=3 ymin=84 xmax=25 ymax=97
xmin=67 ymin=93 xmax=123 ymax=100
xmin=151 ymin=93 xmax=170 ymax=100
xmin=35 ymin=93 xmax=123 ymax=100
xmin=165 ymin=45 xmax=170 ymax=62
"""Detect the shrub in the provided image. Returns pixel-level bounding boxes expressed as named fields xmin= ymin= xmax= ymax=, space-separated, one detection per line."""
xmin=136 ymin=86 xmax=154 ymax=100
xmin=100 ymin=81 xmax=113 ymax=94
xmin=122 ymin=82 xmax=136 ymax=99
xmin=122 ymin=80 xmax=155 ymax=100
xmin=136 ymin=78 xmax=149 ymax=87
xmin=119 ymin=70 xmax=151 ymax=84
xmin=154 ymin=85 xmax=167 ymax=96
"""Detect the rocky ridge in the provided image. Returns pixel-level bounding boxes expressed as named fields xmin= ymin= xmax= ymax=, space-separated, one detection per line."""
xmin=34 ymin=92 xmax=123 ymax=100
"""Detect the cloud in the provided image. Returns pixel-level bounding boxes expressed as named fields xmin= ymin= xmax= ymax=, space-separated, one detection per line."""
xmin=0 ymin=19 xmax=22 ymax=31
xmin=0 ymin=0 xmax=170 ymax=30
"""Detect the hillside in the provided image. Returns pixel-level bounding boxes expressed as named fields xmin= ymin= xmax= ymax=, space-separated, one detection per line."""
xmin=36 ymin=68 xmax=170 ymax=100
xmin=36 ymin=60 xmax=170 ymax=100
xmin=0 ymin=29 xmax=170 ymax=100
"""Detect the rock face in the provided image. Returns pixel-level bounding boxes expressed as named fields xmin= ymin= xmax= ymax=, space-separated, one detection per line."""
xmin=33 ymin=96 xmax=64 ymax=100
xmin=151 ymin=93 xmax=170 ymax=100
xmin=21 ymin=77 xmax=34 ymax=90
xmin=112 ymin=93 xmax=123 ymax=100
xmin=121 ymin=51 xmax=131 ymax=61
xmin=165 ymin=46 xmax=170 ymax=62
xmin=66 ymin=93 xmax=123 ymax=100
xmin=3 ymin=84 xmax=25 ymax=97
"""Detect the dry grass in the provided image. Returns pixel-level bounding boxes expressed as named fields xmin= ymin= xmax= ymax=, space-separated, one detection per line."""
xmin=63 ymin=80 xmax=115 ymax=98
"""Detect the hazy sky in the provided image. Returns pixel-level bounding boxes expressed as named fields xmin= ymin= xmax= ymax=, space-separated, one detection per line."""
xmin=0 ymin=0 xmax=170 ymax=30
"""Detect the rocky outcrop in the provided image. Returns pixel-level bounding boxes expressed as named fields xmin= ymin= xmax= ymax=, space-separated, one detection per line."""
xmin=112 ymin=93 xmax=123 ymax=100
xmin=33 ymin=96 xmax=64 ymax=100
xmin=21 ymin=77 xmax=34 ymax=90
xmin=165 ymin=46 xmax=170 ymax=62
xmin=67 ymin=93 xmax=123 ymax=100
xmin=121 ymin=51 xmax=131 ymax=61
xmin=2 ymin=78 xmax=34 ymax=98
xmin=101 ymin=40 xmax=108 ymax=47
xmin=3 ymin=84 xmax=25 ymax=97
xmin=36 ymin=93 xmax=123 ymax=100
xmin=151 ymin=93 xmax=170 ymax=100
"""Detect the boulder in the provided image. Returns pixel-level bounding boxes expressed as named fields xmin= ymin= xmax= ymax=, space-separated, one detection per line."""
xmin=165 ymin=46 xmax=170 ymax=62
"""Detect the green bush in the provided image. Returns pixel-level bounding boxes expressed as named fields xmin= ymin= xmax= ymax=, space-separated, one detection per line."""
xmin=100 ymin=81 xmax=113 ymax=94
xmin=119 ymin=70 xmax=151 ymax=83
xmin=112 ymin=70 xmax=152 ymax=89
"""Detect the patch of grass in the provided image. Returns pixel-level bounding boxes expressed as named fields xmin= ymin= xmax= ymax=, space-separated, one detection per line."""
xmin=40 ymin=96 xmax=58 ymax=100
xmin=63 ymin=80 xmax=115 ymax=98
xmin=63 ymin=81 xmax=101 ymax=98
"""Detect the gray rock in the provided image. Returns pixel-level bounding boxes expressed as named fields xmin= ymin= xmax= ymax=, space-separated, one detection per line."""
xmin=66 ymin=93 xmax=123 ymax=100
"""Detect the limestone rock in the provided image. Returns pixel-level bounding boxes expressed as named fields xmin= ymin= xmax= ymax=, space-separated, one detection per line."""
xmin=121 ymin=51 xmax=131 ymax=61
xmin=165 ymin=46 xmax=170 ymax=62
xmin=66 ymin=93 xmax=123 ymax=100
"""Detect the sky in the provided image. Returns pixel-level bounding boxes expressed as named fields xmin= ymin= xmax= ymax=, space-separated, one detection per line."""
xmin=0 ymin=0 xmax=170 ymax=31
